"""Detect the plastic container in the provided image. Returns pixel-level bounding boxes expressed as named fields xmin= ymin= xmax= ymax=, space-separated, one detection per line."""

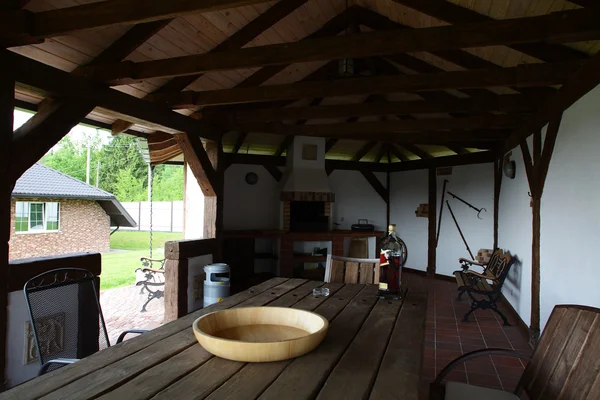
xmin=204 ymin=263 xmax=230 ymax=307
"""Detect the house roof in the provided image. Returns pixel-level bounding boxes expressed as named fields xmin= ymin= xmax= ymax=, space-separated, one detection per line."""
xmin=12 ymin=164 xmax=137 ymax=228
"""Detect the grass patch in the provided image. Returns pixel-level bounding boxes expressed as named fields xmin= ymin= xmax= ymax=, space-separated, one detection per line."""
xmin=110 ymin=231 xmax=183 ymax=251
xmin=101 ymin=249 xmax=162 ymax=290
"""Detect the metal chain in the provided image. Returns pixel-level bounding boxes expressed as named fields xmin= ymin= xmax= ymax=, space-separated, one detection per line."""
xmin=149 ymin=166 xmax=154 ymax=259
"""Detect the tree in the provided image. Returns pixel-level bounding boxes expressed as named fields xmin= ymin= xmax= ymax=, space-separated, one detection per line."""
xmin=113 ymin=167 xmax=146 ymax=201
xmin=97 ymin=135 xmax=147 ymax=195
xmin=152 ymin=165 xmax=184 ymax=201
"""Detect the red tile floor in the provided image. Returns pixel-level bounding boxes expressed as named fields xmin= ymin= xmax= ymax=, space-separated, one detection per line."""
xmin=403 ymin=271 xmax=533 ymax=399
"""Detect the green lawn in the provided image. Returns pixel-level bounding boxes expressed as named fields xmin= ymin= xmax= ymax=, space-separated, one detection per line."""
xmin=110 ymin=231 xmax=183 ymax=251
xmin=101 ymin=231 xmax=183 ymax=290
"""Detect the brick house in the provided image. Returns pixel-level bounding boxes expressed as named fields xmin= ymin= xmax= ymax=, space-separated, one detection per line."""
xmin=9 ymin=164 xmax=136 ymax=260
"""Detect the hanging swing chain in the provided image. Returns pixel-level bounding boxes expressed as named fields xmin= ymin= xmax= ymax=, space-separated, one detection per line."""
xmin=149 ymin=166 xmax=154 ymax=259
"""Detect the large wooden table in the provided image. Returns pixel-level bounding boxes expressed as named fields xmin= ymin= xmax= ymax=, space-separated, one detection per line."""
xmin=1 ymin=278 xmax=427 ymax=400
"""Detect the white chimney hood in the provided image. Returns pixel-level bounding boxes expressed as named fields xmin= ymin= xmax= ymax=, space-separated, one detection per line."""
xmin=281 ymin=136 xmax=332 ymax=193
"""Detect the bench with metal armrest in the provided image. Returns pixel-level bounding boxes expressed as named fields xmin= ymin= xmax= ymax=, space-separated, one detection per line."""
xmin=135 ymin=257 xmax=166 ymax=312
xmin=453 ymin=249 xmax=515 ymax=325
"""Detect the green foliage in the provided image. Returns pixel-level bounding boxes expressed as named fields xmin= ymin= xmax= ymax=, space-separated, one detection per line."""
xmin=41 ymin=131 xmax=185 ymax=203
xmin=152 ymin=164 xmax=184 ymax=201
xmin=110 ymin=231 xmax=183 ymax=251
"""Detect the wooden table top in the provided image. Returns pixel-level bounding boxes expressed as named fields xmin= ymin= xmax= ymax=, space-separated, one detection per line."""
xmin=1 ymin=278 xmax=427 ymax=400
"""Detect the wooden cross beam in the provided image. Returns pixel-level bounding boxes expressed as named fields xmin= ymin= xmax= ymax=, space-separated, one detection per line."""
xmin=0 ymin=0 xmax=276 ymax=45
xmin=110 ymin=0 xmax=316 ymax=135
xmin=390 ymin=0 xmax=588 ymax=63
xmin=2 ymin=50 xmax=219 ymax=140
xmin=360 ymin=170 xmax=388 ymax=203
xmin=224 ymin=115 xmax=522 ymax=137
xmin=81 ymin=8 xmax=600 ymax=83
xmin=216 ymin=94 xmax=534 ymax=123
xmin=389 ymin=151 xmax=496 ymax=172
xmin=151 ymin=62 xmax=581 ymax=108
xmin=174 ymin=133 xmax=218 ymax=196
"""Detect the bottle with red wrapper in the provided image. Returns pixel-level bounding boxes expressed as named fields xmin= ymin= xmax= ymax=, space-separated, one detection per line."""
xmin=379 ymin=224 xmax=407 ymax=295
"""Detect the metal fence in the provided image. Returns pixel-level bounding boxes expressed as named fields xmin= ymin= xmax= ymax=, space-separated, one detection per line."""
xmin=118 ymin=201 xmax=184 ymax=232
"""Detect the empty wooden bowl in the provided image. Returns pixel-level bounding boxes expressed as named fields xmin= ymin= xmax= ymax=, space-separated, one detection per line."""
xmin=192 ymin=306 xmax=329 ymax=362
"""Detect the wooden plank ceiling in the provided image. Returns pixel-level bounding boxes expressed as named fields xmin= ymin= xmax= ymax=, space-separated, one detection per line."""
xmin=5 ymin=0 xmax=600 ymax=165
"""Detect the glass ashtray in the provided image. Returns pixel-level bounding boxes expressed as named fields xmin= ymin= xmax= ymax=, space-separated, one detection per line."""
xmin=312 ymin=287 xmax=330 ymax=297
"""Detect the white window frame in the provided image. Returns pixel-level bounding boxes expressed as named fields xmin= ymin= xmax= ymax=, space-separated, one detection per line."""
xmin=15 ymin=201 xmax=60 ymax=234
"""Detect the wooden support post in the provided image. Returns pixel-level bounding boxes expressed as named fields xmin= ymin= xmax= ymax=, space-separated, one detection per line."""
xmin=493 ymin=159 xmax=503 ymax=250
xmin=0 ymin=66 xmax=14 ymax=390
xmin=428 ymin=167 xmax=437 ymax=275
xmin=386 ymin=171 xmax=391 ymax=228
xmin=520 ymin=114 xmax=563 ymax=344
xmin=163 ymin=257 xmax=189 ymax=323
xmin=203 ymin=141 xmax=224 ymax=261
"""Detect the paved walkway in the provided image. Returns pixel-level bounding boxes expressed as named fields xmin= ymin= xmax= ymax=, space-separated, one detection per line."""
xmin=100 ymin=284 xmax=164 ymax=345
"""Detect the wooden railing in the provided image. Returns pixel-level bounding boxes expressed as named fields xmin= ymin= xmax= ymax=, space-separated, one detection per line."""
xmin=163 ymin=238 xmax=216 ymax=322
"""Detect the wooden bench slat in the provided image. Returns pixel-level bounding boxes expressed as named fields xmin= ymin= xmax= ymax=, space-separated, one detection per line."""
xmin=359 ymin=263 xmax=374 ymax=284
xmin=331 ymin=259 xmax=345 ymax=283
xmin=316 ymin=296 xmax=405 ymax=400
xmin=258 ymin=285 xmax=380 ymax=400
xmin=453 ymin=271 xmax=466 ymax=288
xmin=1 ymin=277 xmax=290 ymax=400
xmin=344 ymin=262 xmax=359 ymax=283
xmin=370 ymin=291 xmax=428 ymax=400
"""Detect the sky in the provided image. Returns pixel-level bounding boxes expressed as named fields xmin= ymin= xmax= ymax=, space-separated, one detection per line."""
xmin=13 ymin=109 xmax=113 ymax=150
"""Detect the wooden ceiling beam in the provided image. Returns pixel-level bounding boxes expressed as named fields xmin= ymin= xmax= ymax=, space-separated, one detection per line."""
xmin=224 ymin=153 xmax=390 ymax=173
xmin=0 ymin=0 xmax=276 ymax=45
xmin=389 ymin=151 xmax=496 ymax=172
xmin=153 ymin=62 xmax=580 ymax=108
xmin=82 ymin=8 xmax=600 ymax=83
xmin=400 ymin=144 xmax=433 ymax=160
xmin=505 ymin=51 xmax=600 ymax=150
xmin=111 ymin=0 xmax=313 ymax=135
xmin=3 ymin=50 xmax=219 ymax=140
xmin=225 ymin=115 xmax=524 ymax=136
xmin=352 ymin=142 xmax=377 ymax=162
xmin=231 ymin=132 xmax=248 ymax=154
xmin=216 ymin=94 xmax=534 ymax=123
xmin=390 ymin=0 xmax=588 ymax=62
xmin=389 ymin=144 xmax=409 ymax=162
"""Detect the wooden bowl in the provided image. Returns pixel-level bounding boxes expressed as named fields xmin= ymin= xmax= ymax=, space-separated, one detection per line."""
xmin=192 ymin=306 xmax=329 ymax=362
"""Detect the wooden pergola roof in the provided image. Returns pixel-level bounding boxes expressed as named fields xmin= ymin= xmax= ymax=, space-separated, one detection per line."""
xmin=4 ymin=0 xmax=600 ymax=170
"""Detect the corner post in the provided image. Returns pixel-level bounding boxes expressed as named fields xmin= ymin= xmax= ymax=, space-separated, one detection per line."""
xmin=427 ymin=167 xmax=437 ymax=275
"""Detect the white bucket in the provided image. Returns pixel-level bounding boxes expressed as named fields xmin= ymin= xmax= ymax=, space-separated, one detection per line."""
xmin=204 ymin=263 xmax=230 ymax=307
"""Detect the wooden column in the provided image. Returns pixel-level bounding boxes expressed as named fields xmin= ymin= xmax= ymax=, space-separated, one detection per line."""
xmin=493 ymin=159 xmax=503 ymax=250
xmin=427 ymin=167 xmax=437 ymax=275
xmin=520 ymin=115 xmax=563 ymax=343
xmin=203 ymin=140 xmax=224 ymax=261
xmin=0 ymin=66 xmax=14 ymax=390
xmin=386 ymin=171 xmax=391 ymax=228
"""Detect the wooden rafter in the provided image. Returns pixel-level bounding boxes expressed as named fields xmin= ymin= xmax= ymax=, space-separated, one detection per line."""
xmin=358 ymin=7 xmax=554 ymax=100
xmin=226 ymin=116 xmax=519 ymax=136
xmin=446 ymin=145 xmax=469 ymax=155
xmin=3 ymin=50 xmax=218 ymax=139
xmin=0 ymin=0 xmax=277 ymax=45
xmin=400 ymin=144 xmax=433 ymax=160
xmin=390 ymin=0 xmax=588 ymax=62
xmin=111 ymin=0 xmax=312 ymax=135
xmin=352 ymin=142 xmax=377 ymax=162
xmin=231 ymin=132 xmax=248 ymax=154
xmin=506 ymin=51 xmax=600 ymax=150
xmin=224 ymin=153 xmax=389 ymax=173
xmin=174 ymin=133 xmax=217 ymax=196
xmin=373 ymin=145 xmax=387 ymax=163
xmin=263 ymin=164 xmax=283 ymax=182
xmin=217 ymin=94 xmax=534 ymax=123
xmin=390 ymin=151 xmax=495 ymax=172
xmin=390 ymin=144 xmax=410 ymax=162
xmin=83 ymin=8 xmax=600 ymax=83
xmin=360 ymin=171 xmax=388 ymax=203
xmin=325 ymin=139 xmax=338 ymax=154
xmin=274 ymin=136 xmax=293 ymax=157
xmin=152 ymin=62 xmax=579 ymax=108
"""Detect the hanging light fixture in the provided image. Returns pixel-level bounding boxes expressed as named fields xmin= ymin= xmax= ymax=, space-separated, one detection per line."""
xmin=338 ymin=0 xmax=354 ymax=77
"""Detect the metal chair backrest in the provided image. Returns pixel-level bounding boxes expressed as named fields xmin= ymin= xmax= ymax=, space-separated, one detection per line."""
xmin=23 ymin=268 xmax=110 ymax=370
xmin=485 ymin=249 xmax=508 ymax=279
xmin=518 ymin=305 xmax=600 ymax=399
xmin=325 ymin=255 xmax=380 ymax=284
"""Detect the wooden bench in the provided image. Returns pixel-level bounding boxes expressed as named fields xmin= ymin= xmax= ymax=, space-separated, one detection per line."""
xmin=324 ymin=255 xmax=380 ymax=284
xmin=432 ymin=304 xmax=600 ymax=399
xmin=453 ymin=249 xmax=515 ymax=325
xmin=135 ymin=257 xmax=166 ymax=312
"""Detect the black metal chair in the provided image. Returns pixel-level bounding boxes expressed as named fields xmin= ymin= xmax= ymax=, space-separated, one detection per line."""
xmin=24 ymin=268 xmax=147 ymax=375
